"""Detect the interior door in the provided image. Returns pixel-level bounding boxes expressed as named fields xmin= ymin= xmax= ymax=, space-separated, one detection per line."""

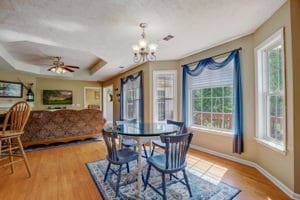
xmin=103 ymin=85 xmax=113 ymax=124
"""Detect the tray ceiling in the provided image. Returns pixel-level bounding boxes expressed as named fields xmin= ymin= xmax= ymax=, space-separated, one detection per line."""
xmin=0 ymin=0 xmax=286 ymax=81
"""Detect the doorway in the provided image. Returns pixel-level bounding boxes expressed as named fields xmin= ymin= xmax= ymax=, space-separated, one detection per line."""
xmin=103 ymin=85 xmax=113 ymax=124
xmin=84 ymin=87 xmax=102 ymax=109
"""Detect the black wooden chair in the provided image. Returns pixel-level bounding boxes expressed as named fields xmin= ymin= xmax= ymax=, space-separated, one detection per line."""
xmin=102 ymin=130 xmax=138 ymax=197
xmin=116 ymin=119 xmax=148 ymax=158
xmin=144 ymin=132 xmax=193 ymax=200
xmin=150 ymin=120 xmax=185 ymax=156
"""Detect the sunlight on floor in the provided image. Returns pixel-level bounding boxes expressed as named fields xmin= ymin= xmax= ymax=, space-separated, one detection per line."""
xmin=186 ymin=154 xmax=228 ymax=185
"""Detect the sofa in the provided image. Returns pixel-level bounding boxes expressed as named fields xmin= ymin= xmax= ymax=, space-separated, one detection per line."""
xmin=22 ymin=109 xmax=106 ymax=147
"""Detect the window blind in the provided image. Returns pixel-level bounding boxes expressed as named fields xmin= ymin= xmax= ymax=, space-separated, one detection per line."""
xmin=188 ymin=60 xmax=233 ymax=89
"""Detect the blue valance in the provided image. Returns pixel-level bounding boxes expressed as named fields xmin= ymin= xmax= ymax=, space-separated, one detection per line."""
xmin=182 ymin=50 xmax=243 ymax=154
xmin=120 ymin=71 xmax=144 ymax=122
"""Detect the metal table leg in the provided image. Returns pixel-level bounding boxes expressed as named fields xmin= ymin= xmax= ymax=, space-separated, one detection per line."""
xmin=137 ymin=137 xmax=142 ymax=199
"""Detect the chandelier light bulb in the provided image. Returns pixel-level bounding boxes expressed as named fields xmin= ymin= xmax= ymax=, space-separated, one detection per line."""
xmin=139 ymin=38 xmax=148 ymax=49
xmin=132 ymin=45 xmax=139 ymax=53
xmin=148 ymin=43 xmax=158 ymax=52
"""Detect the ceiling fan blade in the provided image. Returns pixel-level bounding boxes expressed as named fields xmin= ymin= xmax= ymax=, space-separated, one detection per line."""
xmin=48 ymin=67 xmax=55 ymax=71
xmin=62 ymin=67 xmax=74 ymax=72
xmin=64 ymin=65 xmax=80 ymax=69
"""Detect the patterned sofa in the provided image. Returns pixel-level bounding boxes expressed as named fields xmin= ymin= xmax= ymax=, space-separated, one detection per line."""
xmin=22 ymin=109 xmax=106 ymax=147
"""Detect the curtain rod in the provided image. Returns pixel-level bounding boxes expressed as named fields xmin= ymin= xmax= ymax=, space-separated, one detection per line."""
xmin=182 ymin=47 xmax=242 ymax=67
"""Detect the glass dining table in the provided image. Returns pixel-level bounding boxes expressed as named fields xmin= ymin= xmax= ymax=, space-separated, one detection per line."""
xmin=104 ymin=122 xmax=179 ymax=198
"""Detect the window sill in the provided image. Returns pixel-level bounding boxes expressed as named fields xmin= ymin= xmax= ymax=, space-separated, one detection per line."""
xmin=255 ymin=138 xmax=287 ymax=155
xmin=189 ymin=126 xmax=233 ymax=137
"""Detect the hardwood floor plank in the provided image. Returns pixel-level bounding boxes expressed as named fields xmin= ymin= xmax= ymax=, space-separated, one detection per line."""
xmin=0 ymin=141 xmax=291 ymax=200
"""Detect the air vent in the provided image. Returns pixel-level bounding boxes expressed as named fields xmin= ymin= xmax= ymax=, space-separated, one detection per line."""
xmin=119 ymin=66 xmax=125 ymax=69
xmin=163 ymin=35 xmax=174 ymax=41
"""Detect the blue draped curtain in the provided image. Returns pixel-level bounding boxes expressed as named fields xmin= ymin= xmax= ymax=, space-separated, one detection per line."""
xmin=120 ymin=71 xmax=144 ymax=122
xmin=182 ymin=50 xmax=243 ymax=154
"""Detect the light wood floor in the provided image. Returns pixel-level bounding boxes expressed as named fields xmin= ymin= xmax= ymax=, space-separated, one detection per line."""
xmin=0 ymin=141 xmax=291 ymax=200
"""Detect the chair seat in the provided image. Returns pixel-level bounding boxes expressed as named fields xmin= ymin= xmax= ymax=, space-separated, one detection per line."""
xmin=0 ymin=131 xmax=23 ymax=138
xmin=148 ymin=154 xmax=186 ymax=172
xmin=113 ymin=148 xmax=138 ymax=164
xmin=152 ymin=139 xmax=166 ymax=149
xmin=122 ymin=139 xmax=137 ymax=147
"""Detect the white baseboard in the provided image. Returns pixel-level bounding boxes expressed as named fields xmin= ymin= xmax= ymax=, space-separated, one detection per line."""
xmin=190 ymin=144 xmax=300 ymax=200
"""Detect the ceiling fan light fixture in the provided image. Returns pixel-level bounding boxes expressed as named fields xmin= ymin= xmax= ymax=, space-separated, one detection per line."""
xmin=48 ymin=57 xmax=79 ymax=74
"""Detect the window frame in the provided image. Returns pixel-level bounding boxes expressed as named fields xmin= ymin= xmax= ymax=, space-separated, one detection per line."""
xmin=152 ymin=70 xmax=177 ymax=122
xmin=188 ymin=85 xmax=233 ymax=134
xmin=254 ymin=27 xmax=286 ymax=152
xmin=123 ymin=88 xmax=140 ymax=121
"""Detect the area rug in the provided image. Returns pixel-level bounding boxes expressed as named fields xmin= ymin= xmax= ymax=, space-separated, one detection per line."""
xmin=86 ymin=158 xmax=240 ymax=200
xmin=25 ymin=137 xmax=102 ymax=152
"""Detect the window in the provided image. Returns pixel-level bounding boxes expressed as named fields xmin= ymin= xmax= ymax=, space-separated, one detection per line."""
xmin=191 ymin=86 xmax=233 ymax=130
xmin=124 ymin=89 xmax=139 ymax=119
xmin=255 ymin=28 xmax=286 ymax=151
xmin=187 ymin=59 xmax=234 ymax=133
xmin=153 ymin=70 xmax=177 ymax=122
xmin=121 ymin=71 xmax=143 ymax=121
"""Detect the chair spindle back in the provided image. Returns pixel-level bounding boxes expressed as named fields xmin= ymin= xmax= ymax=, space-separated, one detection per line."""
xmin=166 ymin=119 xmax=185 ymax=135
xmin=103 ymin=130 xmax=119 ymax=161
xmin=160 ymin=132 xmax=193 ymax=170
xmin=2 ymin=101 xmax=31 ymax=133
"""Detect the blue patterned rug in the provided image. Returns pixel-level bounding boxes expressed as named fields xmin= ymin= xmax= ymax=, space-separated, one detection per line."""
xmin=86 ymin=158 xmax=240 ymax=200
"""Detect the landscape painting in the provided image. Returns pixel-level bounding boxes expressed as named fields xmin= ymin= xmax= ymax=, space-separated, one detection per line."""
xmin=0 ymin=80 xmax=23 ymax=98
xmin=43 ymin=90 xmax=73 ymax=105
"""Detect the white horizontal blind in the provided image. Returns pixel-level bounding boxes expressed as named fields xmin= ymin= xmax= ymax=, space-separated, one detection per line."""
xmin=188 ymin=60 xmax=234 ymax=89
xmin=153 ymin=70 xmax=177 ymax=122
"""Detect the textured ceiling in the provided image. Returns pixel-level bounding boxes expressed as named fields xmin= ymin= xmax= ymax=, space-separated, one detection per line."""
xmin=0 ymin=0 xmax=286 ymax=81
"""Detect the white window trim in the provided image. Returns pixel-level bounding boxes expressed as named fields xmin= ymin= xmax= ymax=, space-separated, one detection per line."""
xmin=152 ymin=70 xmax=177 ymax=122
xmin=189 ymin=126 xmax=233 ymax=137
xmin=254 ymin=27 xmax=287 ymax=152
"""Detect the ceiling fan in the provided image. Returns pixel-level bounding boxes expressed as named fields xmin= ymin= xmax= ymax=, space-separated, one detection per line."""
xmin=48 ymin=57 xmax=80 ymax=74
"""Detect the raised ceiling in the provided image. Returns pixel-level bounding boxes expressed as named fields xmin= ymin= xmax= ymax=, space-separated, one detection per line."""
xmin=0 ymin=0 xmax=286 ymax=81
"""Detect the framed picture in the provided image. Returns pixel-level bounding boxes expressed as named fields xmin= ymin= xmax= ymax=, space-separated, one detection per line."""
xmin=0 ymin=80 xmax=23 ymax=98
xmin=43 ymin=90 xmax=73 ymax=105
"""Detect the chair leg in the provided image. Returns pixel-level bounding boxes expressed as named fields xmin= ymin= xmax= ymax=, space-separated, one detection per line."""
xmin=150 ymin=144 xmax=155 ymax=156
xmin=115 ymin=165 xmax=122 ymax=197
xmin=126 ymin=163 xmax=130 ymax=173
xmin=182 ymin=169 xmax=192 ymax=197
xmin=104 ymin=162 xmax=111 ymax=182
xmin=162 ymin=173 xmax=167 ymax=200
xmin=142 ymin=144 xmax=148 ymax=158
xmin=8 ymin=138 xmax=14 ymax=174
xmin=144 ymin=164 xmax=152 ymax=190
xmin=17 ymin=136 xmax=31 ymax=177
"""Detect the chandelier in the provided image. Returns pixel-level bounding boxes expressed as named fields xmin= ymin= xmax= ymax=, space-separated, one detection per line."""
xmin=132 ymin=23 xmax=158 ymax=63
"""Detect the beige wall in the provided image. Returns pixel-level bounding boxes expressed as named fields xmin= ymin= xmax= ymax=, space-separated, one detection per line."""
xmin=290 ymin=0 xmax=300 ymax=194
xmin=85 ymin=88 xmax=101 ymax=108
xmin=0 ymin=70 xmax=37 ymax=108
xmin=102 ymin=1 xmax=296 ymax=193
xmin=253 ymin=1 xmax=294 ymax=190
xmin=0 ymin=70 xmax=102 ymax=110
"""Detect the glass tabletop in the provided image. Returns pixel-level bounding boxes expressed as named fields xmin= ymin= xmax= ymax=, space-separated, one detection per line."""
xmin=103 ymin=122 xmax=179 ymax=137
